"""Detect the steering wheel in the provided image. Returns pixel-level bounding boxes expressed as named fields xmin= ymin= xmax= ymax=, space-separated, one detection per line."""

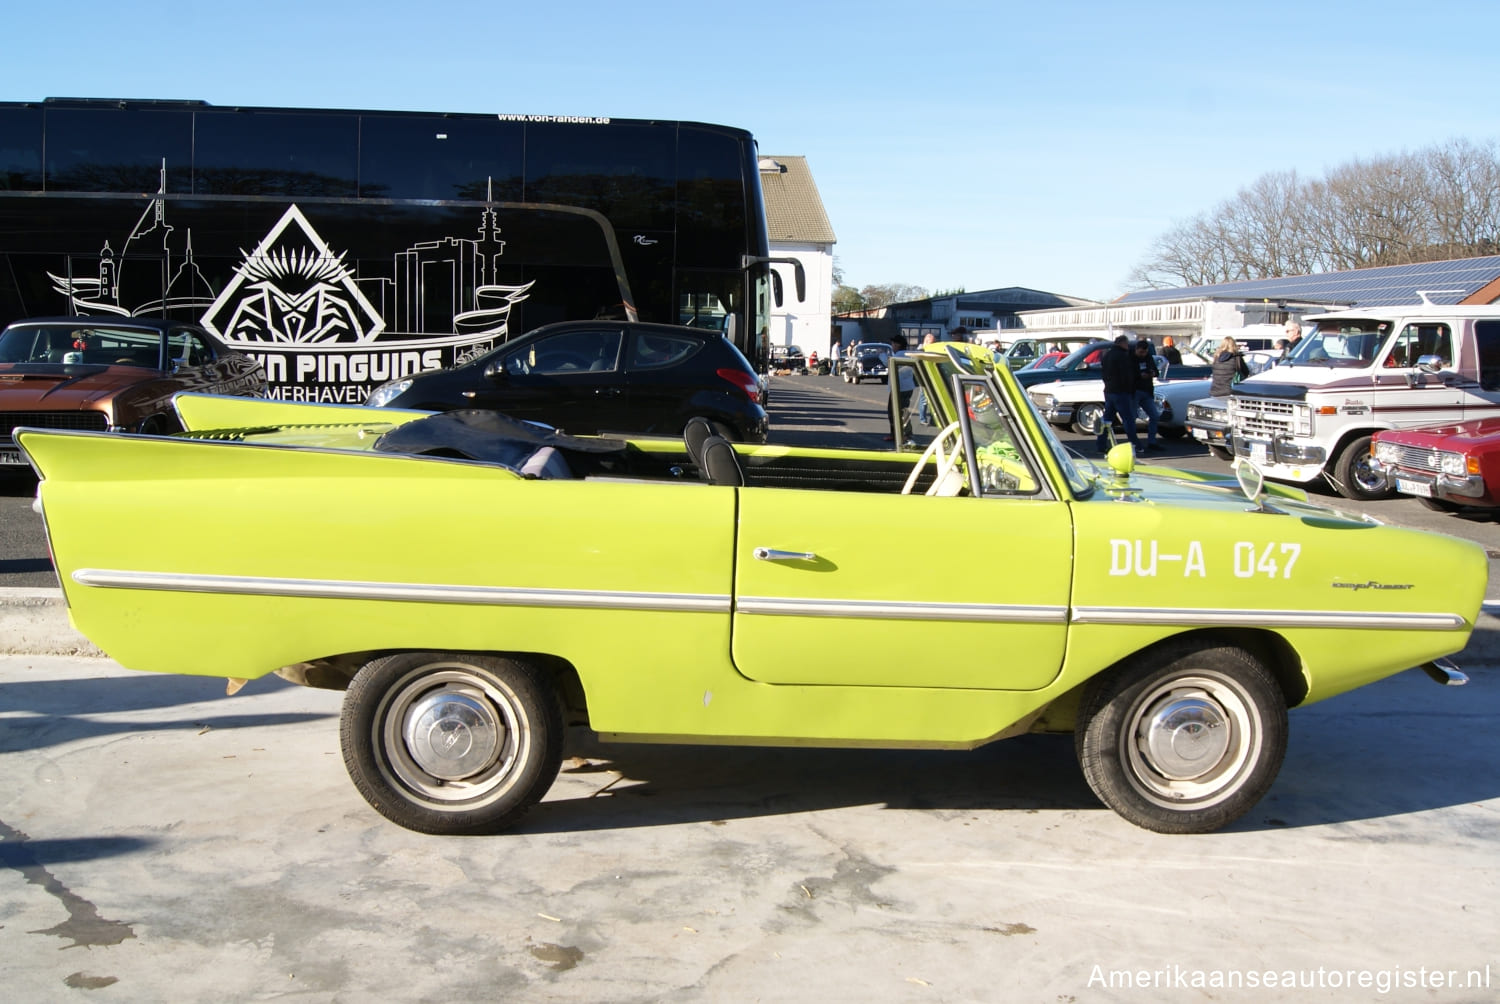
xmin=901 ymin=420 xmax=965 ymax=496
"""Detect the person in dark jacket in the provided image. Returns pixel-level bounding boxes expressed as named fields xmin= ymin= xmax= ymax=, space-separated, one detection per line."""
xmin=1097 ymin=334 xmax=1138 ymax=454
xmin=1210 ymin=336 xmax=1249 ymax=397
xmin=1160 ymin=335 xmax=1183 ymax=367
xmin=1133 ymin=339 xmax=1164 ymax=451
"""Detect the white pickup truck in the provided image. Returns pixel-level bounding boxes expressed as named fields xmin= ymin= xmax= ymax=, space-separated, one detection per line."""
xmin=1226 ymin=298 xmax=1500 ymax=500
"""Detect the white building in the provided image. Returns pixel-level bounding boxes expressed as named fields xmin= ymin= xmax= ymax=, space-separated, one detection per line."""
xmin=760 ymin=156 xmax=835 ymax=354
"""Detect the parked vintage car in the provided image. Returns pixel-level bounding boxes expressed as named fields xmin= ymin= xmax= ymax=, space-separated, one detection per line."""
xmin=1002 ymin=335 xmax=1096 ymax=371
xmin=843 ymin=342 xmax=890 ymax=384
xmin=1371 ymin=418 xmax=1500 ymax=512
xmin=367 ymin=320 xmax=767 ymax=443
xmin=770 ymin=344 xmax=808 ymax=375
xmin=1186 ymin=396 xmax=1234 ymax=461
xmin=17 ymin=350 xmax=1486 ymax=837
xmin=0 ymin=316 xmax=265 ymax=471
xmin=1027 ymin=355 xmax=1209 ymax=436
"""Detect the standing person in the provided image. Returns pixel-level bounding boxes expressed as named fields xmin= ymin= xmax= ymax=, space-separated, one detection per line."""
xmin=1210 ymin=336 xmax=1248 ymax=398
xmin=1283 ymin=318 xmax=1303 ymax=352
xmin=1160 ymin=335 xmax=1183 ymax=366
xmin=1097 ymin=334 xmax=1138 ymax=454
xmin=1133 ymin=339 xmax=1164 ymax=451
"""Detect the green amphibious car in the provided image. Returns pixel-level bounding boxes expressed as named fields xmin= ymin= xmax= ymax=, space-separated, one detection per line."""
xmin=16 ymin=351 xmax=1488 ymax=835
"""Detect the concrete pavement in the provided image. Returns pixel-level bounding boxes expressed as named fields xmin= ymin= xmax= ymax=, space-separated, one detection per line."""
xmin=2 ymin=653 xmax=1497 ymax=1001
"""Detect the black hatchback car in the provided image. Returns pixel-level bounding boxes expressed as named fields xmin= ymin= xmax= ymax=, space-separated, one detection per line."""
xmin=366 ymin=321 xmax=768 ymax=443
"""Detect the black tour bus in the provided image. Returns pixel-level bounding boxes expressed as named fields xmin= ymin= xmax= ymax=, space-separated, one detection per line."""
xmin=0 ymin=98 xmax=795 ymax=402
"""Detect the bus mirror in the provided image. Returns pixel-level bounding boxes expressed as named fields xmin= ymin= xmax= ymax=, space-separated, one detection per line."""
xmin=742 ymin=255 xmax=807 ymax=303
xmin=771 ymin=271 xmax=784 ymax=307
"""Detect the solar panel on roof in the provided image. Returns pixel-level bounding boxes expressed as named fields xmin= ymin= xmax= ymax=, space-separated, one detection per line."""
xmin=1118 ymin=255 xmax=1500 ymax=307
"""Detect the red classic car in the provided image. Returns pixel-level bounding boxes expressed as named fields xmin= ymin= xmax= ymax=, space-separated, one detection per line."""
xmin=1371 ymin=418 xmax=1500 ymax=512
xmin=1 ymin=316 xmax=266 ymax=471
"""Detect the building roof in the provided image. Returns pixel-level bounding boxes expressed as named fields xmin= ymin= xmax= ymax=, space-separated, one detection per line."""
xmin=760 ymin=156 xmax=836 ymax=244
xmin=1117 ymin=255 xmax=1500 ymax=308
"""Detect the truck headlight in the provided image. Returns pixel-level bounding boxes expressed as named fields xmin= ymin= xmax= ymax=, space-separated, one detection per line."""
xmin=367 ymin=378 xmax=414 ymax=408
xmin=1293 ymin=404 xmax=1312 ymax=436
xmin=1373 ymin=441 xmax=1400 ymax=464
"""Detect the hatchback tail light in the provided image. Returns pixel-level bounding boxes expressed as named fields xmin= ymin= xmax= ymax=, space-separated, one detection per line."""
xmin=716 ymin=367 xmax=761 ymax=404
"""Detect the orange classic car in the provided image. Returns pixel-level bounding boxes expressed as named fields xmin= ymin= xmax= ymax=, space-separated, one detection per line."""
xmin=0 ymin=316 xmax=266 ymax=471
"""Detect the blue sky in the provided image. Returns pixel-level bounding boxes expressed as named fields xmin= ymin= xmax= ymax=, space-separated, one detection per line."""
xmin=5 ymin=0 xmax=1497 ymax=301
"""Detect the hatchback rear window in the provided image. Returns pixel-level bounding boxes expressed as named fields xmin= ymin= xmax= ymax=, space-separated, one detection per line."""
xmin=630 ymin=333 xmax=699 ymax=369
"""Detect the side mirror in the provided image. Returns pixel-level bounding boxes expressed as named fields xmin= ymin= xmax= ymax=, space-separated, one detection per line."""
xmin=1106 ymin=443 xmax=1135 ymax=477
xmin=483 ymin=360 xmax=508 ymax=382
xmin=1415 ymin=354 xmax=1445 ymax=373
xmin=771 ymin=271 xmax=784 ymax=307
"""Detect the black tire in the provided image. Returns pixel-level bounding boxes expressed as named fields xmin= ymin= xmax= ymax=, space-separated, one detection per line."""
xmin=879 ymin=376 xmax=888 ymax=385
xmin=1332 ymin=434 xmax=1394 ymax=501
xmin=1161 ymin=425 xmax=1187 ymax=440
xmin=1075 ymin=643 xmax=1287 ymax=834
xmin=1207 ymin=444 xmax=1232 ymax=463
xmin=1071 ymin=402 xmax=1105 ymax=436
xmin=340 ymin=652 xmax=563 ymax=835
xmin=138 ymin=414 xmax=179 ymax=435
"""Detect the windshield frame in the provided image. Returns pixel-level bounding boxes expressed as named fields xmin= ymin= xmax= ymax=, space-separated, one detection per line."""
xmin=1286 ymin=318 xmax=1393 ymax=369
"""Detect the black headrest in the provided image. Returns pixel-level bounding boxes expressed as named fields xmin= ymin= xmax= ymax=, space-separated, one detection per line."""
xmin=699 ymin=435 xmax=744 ymax=487
xmin=683 ymin=416 xmax=715 ymax=467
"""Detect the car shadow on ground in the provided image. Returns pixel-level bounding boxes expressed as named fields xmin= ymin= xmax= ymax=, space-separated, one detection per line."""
xmin=0 ymin=672 xmax=331 ymax=753
xmin=520 ymin=670 xmax=1500 ymax=836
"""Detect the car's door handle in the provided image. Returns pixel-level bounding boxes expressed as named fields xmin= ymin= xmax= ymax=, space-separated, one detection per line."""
xmin=594 ymin=387 xmax=623 ymax=397
xmin=753 ymin=547 xmax=818 ymax=562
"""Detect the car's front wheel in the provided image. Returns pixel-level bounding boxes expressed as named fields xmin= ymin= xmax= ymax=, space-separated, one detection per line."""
xmin=1332 ymin=434 xmax=1394 ymax=501
xmin=340 ymin=652 xmax=563 ymax=834
xmin=1075 ymin=643 xmax=1287 ymax=833
xmin=1072 ymin=402 xmax=1105 ymax=436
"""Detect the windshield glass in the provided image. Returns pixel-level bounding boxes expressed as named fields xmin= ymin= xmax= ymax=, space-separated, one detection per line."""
xmin=1053 ymin=342 xmax=1108 ymax=372
xmin=1289 ymin=319 xmax=1391 ymax=368
xmin=943 ymin=346 xmax=1091 ymax=496
xmin=0 ymin=324 xmax=159 ymax=366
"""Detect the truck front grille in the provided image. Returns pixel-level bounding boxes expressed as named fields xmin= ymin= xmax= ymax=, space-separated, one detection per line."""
xmin=1230 ymin=397 xmax=1295 ymax=438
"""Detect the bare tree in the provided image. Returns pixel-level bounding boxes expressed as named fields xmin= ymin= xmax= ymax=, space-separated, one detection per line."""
xmin=1128 ymin=138 xmax=1500 ymax=289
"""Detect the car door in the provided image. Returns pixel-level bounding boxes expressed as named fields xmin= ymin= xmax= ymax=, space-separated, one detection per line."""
xmin=467 ymin=327 xmax=628 ymax=433
xmin=730 ymin=372 xmax=1073 ymax=691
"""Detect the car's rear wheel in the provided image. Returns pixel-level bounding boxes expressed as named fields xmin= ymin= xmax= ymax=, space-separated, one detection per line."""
xmin=1075 ymin=643 xmax=1287 ymax=833
xmin=340 ymin=652 xmax=562 ymax=834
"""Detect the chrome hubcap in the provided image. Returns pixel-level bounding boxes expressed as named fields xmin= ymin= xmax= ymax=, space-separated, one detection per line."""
xmin=1142 ymin=695 xmax=1229 ymax=780
xmin=1123 ymin=672 xmax=1260 ymax=808
xmin=404 ymin=691 xmax=500 ymax=780
xmin=376 ymin=665 xmax=526 ymax=806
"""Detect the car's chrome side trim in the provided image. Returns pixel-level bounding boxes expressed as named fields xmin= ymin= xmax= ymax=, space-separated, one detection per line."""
xmin=1069 ymin=606 xmax=1467 ymax=630
xmin=71 ymin=569 xmax=730 ymax=613
xmin=736 ymin=596 xmax=1070 ymax=623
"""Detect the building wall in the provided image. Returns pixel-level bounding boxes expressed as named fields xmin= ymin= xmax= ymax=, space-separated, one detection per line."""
xmin=769 ymin=241 xmax=835 ymax=354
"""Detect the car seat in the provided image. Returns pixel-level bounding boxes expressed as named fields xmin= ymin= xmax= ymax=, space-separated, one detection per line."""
xmin=683 ymin=416 xmax=715 ymax=468
xmin=697 ymin=435 xmax=744 ymax=487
